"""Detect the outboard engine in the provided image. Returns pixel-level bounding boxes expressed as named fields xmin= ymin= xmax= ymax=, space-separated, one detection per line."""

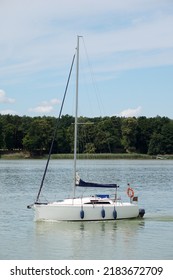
xmin=138 ymin=208 xmax=145 ymax=218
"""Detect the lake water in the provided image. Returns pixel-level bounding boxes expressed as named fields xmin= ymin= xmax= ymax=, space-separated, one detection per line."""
xmin=0 ymin=159 xmax=173 ymax=260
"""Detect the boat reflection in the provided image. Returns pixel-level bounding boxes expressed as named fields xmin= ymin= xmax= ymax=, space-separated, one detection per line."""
xmin=33 ymin=219 xmax=145 ymax=259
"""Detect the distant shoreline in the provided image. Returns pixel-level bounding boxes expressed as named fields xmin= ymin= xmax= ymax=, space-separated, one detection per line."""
xmin=0 ymin=151 xmax=173 ymax=160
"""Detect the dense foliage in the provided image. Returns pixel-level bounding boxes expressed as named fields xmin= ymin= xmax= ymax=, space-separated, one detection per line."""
xmin=0 ymin=114 xmax=173 ymax=156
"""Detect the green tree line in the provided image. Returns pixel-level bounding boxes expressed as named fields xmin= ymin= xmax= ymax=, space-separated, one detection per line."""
xmin=0 ymin=114 xmax=173 ymax=156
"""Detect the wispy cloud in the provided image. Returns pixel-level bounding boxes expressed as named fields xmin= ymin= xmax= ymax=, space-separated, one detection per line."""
xmin=0 ymin=1 xmax=173 ymax=117
xmin=0 ymin=0 xmax=173 ymax=83
xmin=0 ymin=109 xmax=18 ymax=115
xmin=0 ymin=90 xmax=15 ymax=104
xmin=28 ymin=98 xmax=60 ymax=114
xmin=117 ymin=106 xmax=142 ymax=117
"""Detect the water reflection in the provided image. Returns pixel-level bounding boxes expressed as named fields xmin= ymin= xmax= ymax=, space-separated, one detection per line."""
xmin=33 ymin=219 xmax=145 ymax=259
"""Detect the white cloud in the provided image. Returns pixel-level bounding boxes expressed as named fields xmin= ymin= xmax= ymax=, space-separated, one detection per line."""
xmin=28 ymin=98 xmax=60 ymax=114
xmin=0 ymin=0 xmax=173 ymax=118
xmin=0 ymin=109 xmax=17 ymax=115
xmin=0 ymin=0 xmax=173 ymax=83
xmin=42 ymin=99 xmax=60 ymax=106
xmin=0 ymin=90 xmax=15 ymax=104
xmin=117 ymin=106 xmax=142 ymax=117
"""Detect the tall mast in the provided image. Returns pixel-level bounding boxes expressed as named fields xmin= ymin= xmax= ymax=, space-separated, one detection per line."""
xmin=73 ymin=35 xmax=81 ymax=197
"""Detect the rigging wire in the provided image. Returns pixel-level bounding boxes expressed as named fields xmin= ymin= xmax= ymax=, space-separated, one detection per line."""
xmin=81 ymin=37 xmax=105 ymax=116
xmin=35 ymin=53 xmax=76 ymax=203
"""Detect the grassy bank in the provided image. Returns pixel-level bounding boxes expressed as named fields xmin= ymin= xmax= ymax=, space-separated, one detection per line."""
xmin=50 ymin=153 xmax=155 ymax=160
xmin=1 ymin=151 xmax=173 ymax=160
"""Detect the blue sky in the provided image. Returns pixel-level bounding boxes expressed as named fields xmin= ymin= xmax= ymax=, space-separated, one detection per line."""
xmin=0 ymin=0 xmax=173 ymax=118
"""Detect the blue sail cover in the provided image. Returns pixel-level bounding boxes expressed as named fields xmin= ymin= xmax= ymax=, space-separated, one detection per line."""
xmin=76 ymin=178 xmax=118 ymax=188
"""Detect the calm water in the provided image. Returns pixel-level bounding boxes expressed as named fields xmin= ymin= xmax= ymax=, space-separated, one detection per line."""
xmin=0 ymin=159 xmax=173 ymax=260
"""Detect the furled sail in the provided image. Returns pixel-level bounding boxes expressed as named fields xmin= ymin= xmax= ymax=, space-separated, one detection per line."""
xmin=76 ymin=173 xmax=118 ymax=188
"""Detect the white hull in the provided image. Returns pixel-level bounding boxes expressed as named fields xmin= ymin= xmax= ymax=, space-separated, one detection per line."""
xmin=32 ymin=196 xmax=140 ymax=222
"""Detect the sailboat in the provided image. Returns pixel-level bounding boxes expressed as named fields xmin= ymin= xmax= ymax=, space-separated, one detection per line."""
xmin=27 ymin=36 xmax=145 ymax=221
